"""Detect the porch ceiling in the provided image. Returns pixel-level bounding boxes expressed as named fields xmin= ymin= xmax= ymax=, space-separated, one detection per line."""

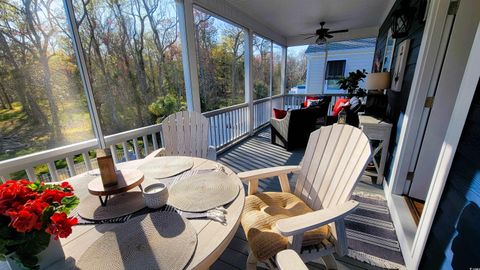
xmin=224 ymin=0 xmax=395 ymax=46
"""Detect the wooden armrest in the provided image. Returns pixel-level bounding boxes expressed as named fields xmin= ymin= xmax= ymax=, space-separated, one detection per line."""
xmin=145 ymin=148 xmax=166 ymax=160
xmin=276 ymin=250 xmax=308 ymax=270
xmin=276 ymin=200 xmax=359 ymax=237
xmin=237 ymin=166 xmax=301 ymax=182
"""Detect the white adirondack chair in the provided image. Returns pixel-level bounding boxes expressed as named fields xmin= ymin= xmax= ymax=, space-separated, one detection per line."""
xmin=276 ymin=250 xmax=309 ymax=270
xmin=146 ymin=111 xmax=216 ymax=160
xmin=239 ymin=124 xmax=372 ymax=269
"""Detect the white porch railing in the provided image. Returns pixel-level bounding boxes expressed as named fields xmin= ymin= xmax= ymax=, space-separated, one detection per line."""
xmin=204 ymin=103 xmax=249 ymax=149
xmin=0 ymin=94 xmax=344 ymax=182
xmin=0 ymin=124 xmax=163 ymax=182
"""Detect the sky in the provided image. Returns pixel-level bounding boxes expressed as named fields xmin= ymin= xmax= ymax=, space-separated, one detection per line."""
xmin=287 ymin=45 xmax=308 ymax=57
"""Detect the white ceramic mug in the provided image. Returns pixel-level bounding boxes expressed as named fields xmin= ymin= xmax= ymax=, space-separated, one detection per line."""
xmin=143 ymin=183 xmax=169 ymax=209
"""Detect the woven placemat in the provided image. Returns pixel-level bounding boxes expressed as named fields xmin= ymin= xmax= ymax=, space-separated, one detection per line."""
xmin=77 ymin=212 xmax=197 ymax=270
xmin=138 ymin=156 xmax=194 ymax=179
xmin=168 ymin=171 xmax=239 ymax=212
xmin=77 ymin=191 xmax=145 ymax=221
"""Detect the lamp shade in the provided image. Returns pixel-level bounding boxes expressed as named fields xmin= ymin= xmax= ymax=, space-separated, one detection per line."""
xmin=366 ymin=72 xmax=391 ymax=90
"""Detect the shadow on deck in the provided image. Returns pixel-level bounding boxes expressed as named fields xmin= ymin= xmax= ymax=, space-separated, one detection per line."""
xmin=213 ymin=128 xmax=385 ymax=270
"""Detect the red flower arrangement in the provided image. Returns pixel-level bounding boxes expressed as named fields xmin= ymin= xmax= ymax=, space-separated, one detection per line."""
xmin=0 ymin=179 xmax=79 ymax=269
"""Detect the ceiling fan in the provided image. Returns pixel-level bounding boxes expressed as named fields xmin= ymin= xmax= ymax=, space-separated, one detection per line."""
xmin=303 ymin=22 xmax=349 ymax=44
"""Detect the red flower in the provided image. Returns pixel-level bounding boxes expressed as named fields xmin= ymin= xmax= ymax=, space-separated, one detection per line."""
xmin=25 ymin=199 xmax=49 ymax=216
xmin=0 ymin=180 xmax=36 ymax=214
xmin=45 ymin=212 xmax=77 ymax=239
xmin=41 ymin=189 xmax=72 ymax=204
xmin=9 ymin=210 xmax=39 ymax=233
xmin=60 ymin=182 xmax=74 ymax=192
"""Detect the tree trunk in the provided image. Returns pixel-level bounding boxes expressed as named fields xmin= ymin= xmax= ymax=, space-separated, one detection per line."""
xmin=113 ymin=2 xmax=145 ymax=127
xmin=0 ymin=81 xmax=12 ymax=110
xmin=39 ymin=53 xmax=62 ymax=141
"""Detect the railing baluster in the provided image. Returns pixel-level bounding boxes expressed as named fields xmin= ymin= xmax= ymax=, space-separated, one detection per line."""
xmin=221 ymin=113 xmax=224 ymax=145
xmin=122 ymin=142 xmax=129 ymax=161
xmin=133 ymin=138 xmax=140 ymax=159
xmin=26 ymin=167 xmax=36 ymax=182
xmin=235 ymin=109 xmax=239 ymax=139
xmin=83 ymin=152 xmax=92 ymax=171
xmin=244 ymin=107 xmax=247 ymax=134
xmin=66 ymin=156 xmax=77 ymax=177
xmin=47 ymin=161 xmax=59 ymax=182
xmin=110 ymin=145 xmax=119 ymax=164
xmin=209 ymin=117 xmax=214 ymax=148
xmin=215 ymin=115 xmax=221 ymax=148
xmin=152 ymin=132 xmax=159 ymax=150
xmin=231 ymin=110 xmax=235 ymax=140
xmin=142 ymin=135 xmax=149 ymax=156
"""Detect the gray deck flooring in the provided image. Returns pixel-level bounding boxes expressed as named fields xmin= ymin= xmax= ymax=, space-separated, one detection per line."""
xmin=212 ymin=129 xmax=385 ymax=270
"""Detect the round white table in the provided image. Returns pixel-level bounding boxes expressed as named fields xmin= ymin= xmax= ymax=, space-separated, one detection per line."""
xmin=49 ymin=156 xmax=245 ymax=270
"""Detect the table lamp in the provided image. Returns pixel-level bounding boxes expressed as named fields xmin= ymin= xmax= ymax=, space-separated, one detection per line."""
xmin=366 ymin=72 xmax=391 ymax=93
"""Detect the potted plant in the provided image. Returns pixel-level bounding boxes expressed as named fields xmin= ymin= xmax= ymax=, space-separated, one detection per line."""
xmin=0 ymin=179 xmax=79 ymax=269
xmin=335 ymin=69 xmax=368 ymax=126
xmin=337 ymin=69 xmax=368 ymax=97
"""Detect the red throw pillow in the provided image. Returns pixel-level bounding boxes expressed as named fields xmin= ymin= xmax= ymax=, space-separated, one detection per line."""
xmin=303 ymin=96 xmax=319 ymax=107
xmin=332 ymin=98 xmax=350 ymax=116
xmin=273 ymin=108 xmax=288 ymax=119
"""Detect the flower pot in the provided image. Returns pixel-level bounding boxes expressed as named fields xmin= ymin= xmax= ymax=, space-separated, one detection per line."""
xmin=38 ymin=236 xmax=65 ymax=268
xmin=1 ymin=236 xmax=65 ymax=270
xmin=2 ymin=257 xmax=24 ymax=270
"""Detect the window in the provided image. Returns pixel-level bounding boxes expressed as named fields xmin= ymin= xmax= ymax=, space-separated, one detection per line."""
xmin=0 ymin=0 xmax=94 ymax=162
xmin=325 ymin=60 xmax=346 ymax=90
xmin=193 ymin=7 xmax=245 ymax=112
xmin=73 ymin=0 xmax=185 ymax=134
xmin=253 ymin=35 xmax=272 ymax=100
xmin=272 ymin=44 xmax=283 ymax=96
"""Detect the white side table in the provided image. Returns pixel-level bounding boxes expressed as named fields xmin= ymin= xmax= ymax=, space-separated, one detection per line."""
xmin=358 ymin=115 xmax=393 ymax=184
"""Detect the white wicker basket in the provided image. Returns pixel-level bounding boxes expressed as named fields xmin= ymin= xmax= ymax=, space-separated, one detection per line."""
xmin=143 ymin=183 xmax=169 ymax=209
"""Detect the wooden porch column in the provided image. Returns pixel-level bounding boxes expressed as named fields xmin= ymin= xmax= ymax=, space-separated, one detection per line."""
xmin=245 ymin=29 xmax=254 ymax=135
xmin=269 ymin=42 xmax=273 ymax=119
xmin=281 ymin=46 xmax=287 ymax=109
xmin=177 ymin=0 xmax=201 ymax=113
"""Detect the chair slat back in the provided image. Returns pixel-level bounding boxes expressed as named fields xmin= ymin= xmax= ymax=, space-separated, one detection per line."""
xmin=162 ymin=111 xmax=210 ymax=158
xmin=294 ymin=124 xmax=371 ymax=210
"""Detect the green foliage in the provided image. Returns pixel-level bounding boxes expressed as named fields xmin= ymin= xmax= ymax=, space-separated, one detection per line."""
xmin=254 ymin=81 xmax=269 ymax=100
xmin=337 ymin=69 xmax=368 ymax=97
xmin=148 ymin=93 xmax=186 ymax=123
xmin=0 ymin=103 xmax=23 ymax=121
xmin=0 ymin=215 xmax=50 ymax=269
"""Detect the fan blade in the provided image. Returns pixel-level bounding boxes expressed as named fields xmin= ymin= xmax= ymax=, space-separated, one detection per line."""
xmin=327 ymin=29 xmax=349 ymax=34
xmin=303 ymin=35 xmax=316 ymax=40
xmin=325 ymin=34 xmax=334 ymax=39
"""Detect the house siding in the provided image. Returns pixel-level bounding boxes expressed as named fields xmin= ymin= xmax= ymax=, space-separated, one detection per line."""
xmin=374 ymin=0 xmax=426 ymax=183
xmin=305 ymin=49 xmax=374 ymax=94
xmin=420 ymin=82 xmax=480 ymax=269
xmin=306 ymin=55 xmax=325 ymax=94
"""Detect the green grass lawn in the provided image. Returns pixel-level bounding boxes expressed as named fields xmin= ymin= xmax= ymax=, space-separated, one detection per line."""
xmin=0 ymin=101 xmax=96 ymax=180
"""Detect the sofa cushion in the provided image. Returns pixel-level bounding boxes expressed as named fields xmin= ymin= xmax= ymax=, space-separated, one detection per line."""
xmin=273 ymin=108 xmax=288 ymax=119
xmin=241 ymin=192 xmax=330 ymax=260
xmin=303 ymin=95 xmax=320 ymax=107
xmin=332 ymin=98 xmax=350 ymax=116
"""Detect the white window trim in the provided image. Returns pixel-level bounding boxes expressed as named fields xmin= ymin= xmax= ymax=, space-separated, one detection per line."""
xmin=323 ymin=59 xmax=347 ymax=95
xmin=384 ymin=1 xmax=480 ymax=269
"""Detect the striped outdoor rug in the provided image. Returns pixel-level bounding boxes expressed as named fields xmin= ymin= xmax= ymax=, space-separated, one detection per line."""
xmin=345 ymin=192 xmax=406 ymax=270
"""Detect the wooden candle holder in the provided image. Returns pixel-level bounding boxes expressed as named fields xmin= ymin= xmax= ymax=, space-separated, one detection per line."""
xmin=96 ymin=148 xmax=118 ymax=187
